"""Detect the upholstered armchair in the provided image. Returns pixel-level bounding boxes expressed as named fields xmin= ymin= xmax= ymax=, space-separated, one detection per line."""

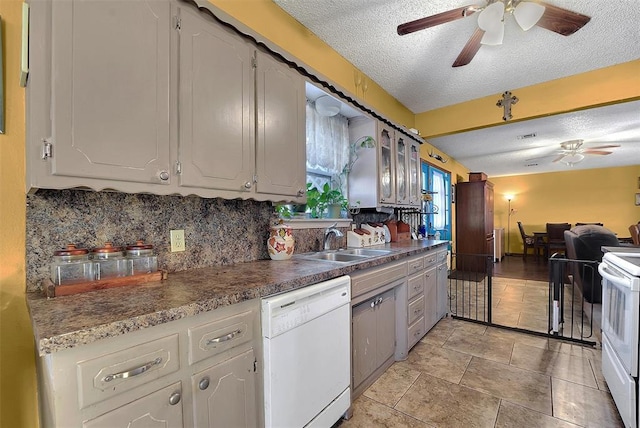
xmin=564 ymin=225 xmax=620 ymax=303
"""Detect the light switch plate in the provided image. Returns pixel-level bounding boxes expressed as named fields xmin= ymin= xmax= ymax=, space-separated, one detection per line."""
xmin=170 ymin=229 xmax=185 ymax=252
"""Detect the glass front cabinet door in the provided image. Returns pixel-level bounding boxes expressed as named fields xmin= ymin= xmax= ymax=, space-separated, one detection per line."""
xmin=377 ymin=123 xmax=396 ymax=205
xmin=396 ymin=135 xmax=408 ymax=205
xmin=408 ymin=141 xmax=421 ymax=208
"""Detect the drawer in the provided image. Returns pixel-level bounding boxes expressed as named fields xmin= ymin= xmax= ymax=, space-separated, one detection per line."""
xmin=408 ymin=295 xmax=425 ymax=325
xmin=77 ymin=334 xmax=180 ymax=409
xmin=424 ymin=252 xmax=438 ymax=268
xmin=437 ymin=250 xmax=448 ymax=264
xmin=408 ymin=317 xmax=425 ymax=349
xmin=407 ymin=274 xmax=424 ymax=300
xmin=407 ymin=256 xmax=424 ymax=275
xmin=188 ymin=310 xmax=255 ymax=365
xmin=351 ymin=260 xmax=407 ymax=298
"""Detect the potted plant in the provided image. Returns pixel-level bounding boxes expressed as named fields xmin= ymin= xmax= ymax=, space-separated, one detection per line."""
xmin=306 ymin=182 xmax=348 ymax=218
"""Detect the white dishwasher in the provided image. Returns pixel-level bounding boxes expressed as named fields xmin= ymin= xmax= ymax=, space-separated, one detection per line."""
xmin=261 ymin=275 xmax=351 ymax=428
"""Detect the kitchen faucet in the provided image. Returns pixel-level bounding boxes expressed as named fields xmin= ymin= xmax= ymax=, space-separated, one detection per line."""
xmin=323 ymin=223 xmax=344 ymax=250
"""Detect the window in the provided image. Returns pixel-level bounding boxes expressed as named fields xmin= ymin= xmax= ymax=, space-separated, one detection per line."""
xmin=305 ymin=100 xmax=349 ymax=192
xmin=422 ymin=161 xmax=452 ymax=241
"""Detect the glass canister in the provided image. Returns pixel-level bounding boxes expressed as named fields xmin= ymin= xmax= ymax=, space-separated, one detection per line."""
xmin=125 ymin=240 xmax=158 ymax=275
xmin=92 ymin=243 xmax=129 ymax=280
xmin=50 ymin=244 xmax=94 ymax=285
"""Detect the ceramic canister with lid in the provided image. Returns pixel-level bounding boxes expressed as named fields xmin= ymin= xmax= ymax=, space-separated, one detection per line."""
xmin=125 ymin=240 xmax=158 ymax=275
xmin=50 ymin=244 xmax=95 ymax=285
xmin=92 ymin=242 xmax=129 ymax=280
xmin=267 ymin=221 xmax=295 ymax=260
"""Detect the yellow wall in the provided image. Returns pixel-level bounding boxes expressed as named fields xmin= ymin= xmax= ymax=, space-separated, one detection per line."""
xmin=491 ymin=165 xmax=640 ymax=255
xmin=0 ymin=0 xmax=38 ymax=427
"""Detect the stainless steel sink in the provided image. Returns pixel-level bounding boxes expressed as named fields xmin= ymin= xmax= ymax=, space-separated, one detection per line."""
xmin=301 ymin=252 xmax=369 ymax=262
xmin=297 ymin=248 xmax=393 ymax=263
xmin=342 ymin=249 xmax=393 ymax=256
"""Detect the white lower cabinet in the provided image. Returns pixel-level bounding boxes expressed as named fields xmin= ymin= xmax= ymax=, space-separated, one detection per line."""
xmin=191 ymin=349 xmax=257 ymax=428
xmin=436 ymin=250 xmax=449 ymax=320
xmin=36 ymin=299 xmax=259 ymax=428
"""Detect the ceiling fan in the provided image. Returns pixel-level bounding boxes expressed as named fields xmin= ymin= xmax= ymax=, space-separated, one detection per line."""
xmin=526 ymin=140 xmax=621 ymax=167
xmin=397 ymin=0 xmax=591 ymax=67
xmin=552 ymin=140 xmax=620 ymax=165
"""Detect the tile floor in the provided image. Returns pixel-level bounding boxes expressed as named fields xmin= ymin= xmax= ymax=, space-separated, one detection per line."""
xmin=338 ymin=276 xmax=623 ymax=428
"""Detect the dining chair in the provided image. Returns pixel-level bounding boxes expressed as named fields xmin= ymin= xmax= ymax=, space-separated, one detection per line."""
xmin=546 ymin=223 xmax=572 ymax=257
xmin=630 ymin=224 xmax=640 ymax=246
xmin=517 ymin=221 xmax=536 ymax=260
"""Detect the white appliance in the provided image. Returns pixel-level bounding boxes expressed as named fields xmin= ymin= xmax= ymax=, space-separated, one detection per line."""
xmin=600 ymin=252 xmax=640 ymax=428
xmin=261 ymin=276 xmax=351 ymax=427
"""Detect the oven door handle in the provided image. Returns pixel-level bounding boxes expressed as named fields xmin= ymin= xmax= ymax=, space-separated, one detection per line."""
xmin=599 ymin=263 xmax=629 ymax=286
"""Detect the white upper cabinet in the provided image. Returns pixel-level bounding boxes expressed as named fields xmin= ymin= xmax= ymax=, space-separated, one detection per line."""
xmin=377 ymin=123 xmax=396 ymax=206
xmin=177 ymin=5 xmax=254 ymax=192
xmin=27 ymin=0 xmax=306 ymax=203
xmin=28 ymin=0 xmax=172 ymax=188
xmin=255 ymin=51 xmax=306 ymax=198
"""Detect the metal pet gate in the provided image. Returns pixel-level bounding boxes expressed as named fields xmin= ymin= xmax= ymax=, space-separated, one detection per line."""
xmin=447 ymin=252 xmax=597 ymax=346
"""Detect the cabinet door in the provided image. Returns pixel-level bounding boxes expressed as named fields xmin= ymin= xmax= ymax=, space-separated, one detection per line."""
xmin=424 ymin=266 xmax=439 ymax=332
xmin=377 ymin=123 xmax=396 ymax=205
xmin=49 ymin=0 xmax=171 ymax=184
xmin=376 ymin=289 xmax=396 ymax=366
xmin=178 ymin=6 xmax=254 ymax=192
xmin=83 ymin=382 xmax=183 ymax=428
xmin=352 ymin=300 xmax=377 ymax=388
xmin=255 ymin=52 xmax=306 ymax=198
xmin=192 ymin=349 xmax=257 ymax=428
xmin=436 ymin=261 xmax=448 ymax=320
xmin=408 ymin=142 xmax=421 ymax=207
xmin=395 ymin=135 xmax=408 ymax=205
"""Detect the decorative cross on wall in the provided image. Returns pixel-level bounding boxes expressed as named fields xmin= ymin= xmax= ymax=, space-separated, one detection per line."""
xmin=496 ymin=91 xmax=519 ymax=121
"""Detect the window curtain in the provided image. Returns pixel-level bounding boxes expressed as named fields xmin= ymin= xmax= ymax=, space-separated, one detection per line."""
xmin=305 ymin=100 xmax=349 ymax=188
xmin=432 ymin=173 xmax=446 ymax=229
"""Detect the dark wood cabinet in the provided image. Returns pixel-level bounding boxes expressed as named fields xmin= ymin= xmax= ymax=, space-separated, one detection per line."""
xmin=455 ymin=180 xmax=495 ymax=272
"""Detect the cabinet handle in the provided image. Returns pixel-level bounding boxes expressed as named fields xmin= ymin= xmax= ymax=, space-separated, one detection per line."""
xmin=158 ymin=171 xmax=170 ymax=181
xmin=244 ymin=181 xmax=253 ymax=189
xmin=370 ymin=301 xmax=375 ymax=308
xmin=169 ymin=392 xmax=181 ymax=406
xmin=102 ymin=357 xmax=162 ymax=382
xmin=297 ymin=189 xmax=305 ymax=197
xmin=377 ymin=297 xmax=383 ymax=305
xmin=206 ymin=329 xmax=242 ymax=346
xmin=199 ymin=377 xmax=210 ymax=391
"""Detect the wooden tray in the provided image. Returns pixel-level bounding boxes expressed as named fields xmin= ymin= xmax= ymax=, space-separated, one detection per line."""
xmin=43 ymin=270 xmax=167 ymax=298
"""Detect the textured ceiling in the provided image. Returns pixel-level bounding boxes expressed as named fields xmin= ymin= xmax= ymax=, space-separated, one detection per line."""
xmin=276 ymin=0 xmax=640 ymax=177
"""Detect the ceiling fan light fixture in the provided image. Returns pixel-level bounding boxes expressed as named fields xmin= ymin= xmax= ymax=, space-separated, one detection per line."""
xmin=481 ymin=25 xmax=504 ymax=45
xmin=561 ymin=153 xmax=585 ymax=166
xmin=513 ymin=2 xmax=545 ymax=31
xmin=478 ymin=1 xmax=505 ymax=45
xmin=315 ymin=95 xmax=341 ymax=117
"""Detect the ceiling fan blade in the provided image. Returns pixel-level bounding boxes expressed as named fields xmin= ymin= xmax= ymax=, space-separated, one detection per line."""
xmin=397 ymin=5 xmax=477 ymax=36
xmin=552 ymin=154 xmax=566 ymax=163
xmin=535 ymin=1 xmax=591 ymax=36
xmin=452 ymin=28 xmax=484 ymax=67
xmin=585 ymin=144 xmax=621 ymax=150
xmin=583 ymin=150 xmax=613 ymax=156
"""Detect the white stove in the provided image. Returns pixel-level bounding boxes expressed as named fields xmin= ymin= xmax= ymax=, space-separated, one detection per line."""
xmin=600 ymin=250 xmax=640 ymax=428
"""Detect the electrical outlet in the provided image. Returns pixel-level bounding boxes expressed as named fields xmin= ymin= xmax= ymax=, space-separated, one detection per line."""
xmin=170 ymin=229 xmax=185 ymax=252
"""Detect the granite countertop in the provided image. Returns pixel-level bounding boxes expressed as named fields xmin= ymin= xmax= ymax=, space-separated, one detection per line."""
xmin=27 ymin=240 xmax=448 ymax=356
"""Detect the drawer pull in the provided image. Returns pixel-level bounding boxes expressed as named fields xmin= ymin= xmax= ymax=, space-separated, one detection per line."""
xmin=206 ymin=329 xmax=242 ymax=346
xmin=102 ymin=357 xmax=162 ymax=382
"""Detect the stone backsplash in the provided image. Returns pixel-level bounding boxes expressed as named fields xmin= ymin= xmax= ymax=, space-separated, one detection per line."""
xmin=26 ymin=190 xmax=346 ymax=292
